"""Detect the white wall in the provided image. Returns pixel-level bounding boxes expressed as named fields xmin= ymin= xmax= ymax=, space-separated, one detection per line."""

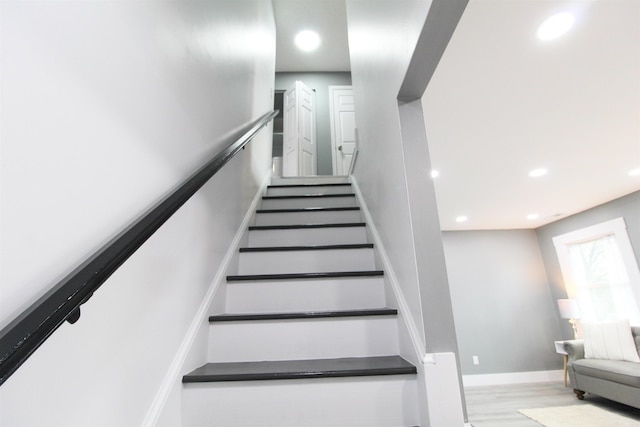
xmin=345 ymin=0 xmax=432 ymax=353
xmin=345 ymin=0 xmax=465 ymax=351
xmin=346 ymin=2 xmax=468 ymax=424
xmin=0 ymin=1 xmax=275 ymax=426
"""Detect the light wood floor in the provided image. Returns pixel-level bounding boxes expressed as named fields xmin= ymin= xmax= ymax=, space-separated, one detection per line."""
xmin=464 ymin=381 xmax=640 ymax=426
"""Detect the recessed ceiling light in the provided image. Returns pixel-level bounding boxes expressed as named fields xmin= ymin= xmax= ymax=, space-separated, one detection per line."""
xmin=629 ymin=168 xmax=640 ymax=177
xmin=529 ymin=168 xmax=548 ymax=178
xmin=456 ymin=216 xmax=468 ymax=223
xmin=431 ymin=170 xmax=440 ymax=178
xmin=537 ymin=12 xmax=575 ymax=41
xmin=294 ymin=30 xmax=321 ymax=52
xmin=527 ymin=213 xmax=540 ymax=220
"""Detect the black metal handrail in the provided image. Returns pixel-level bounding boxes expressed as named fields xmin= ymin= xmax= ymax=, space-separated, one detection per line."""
xmin=0 ymin=110 xmax=278 ymax=386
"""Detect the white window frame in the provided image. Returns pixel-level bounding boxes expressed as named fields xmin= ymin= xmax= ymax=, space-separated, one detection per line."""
xmin=553 ymin=217 xmax=640 ymax=324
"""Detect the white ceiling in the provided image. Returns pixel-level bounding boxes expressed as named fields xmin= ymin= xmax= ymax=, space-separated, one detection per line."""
xmin=274 ymin=0 xmax=640 ymax=230
xmin=273 ymin=0 xmax=350 ymax=72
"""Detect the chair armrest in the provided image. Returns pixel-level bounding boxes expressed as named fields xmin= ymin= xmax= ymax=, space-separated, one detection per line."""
xmin=563 ymin=340 xmax=585 ymax=364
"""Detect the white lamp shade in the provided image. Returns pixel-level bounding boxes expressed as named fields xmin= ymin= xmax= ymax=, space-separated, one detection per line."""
xmin=558 ymin=299 xmax=580 ymax=319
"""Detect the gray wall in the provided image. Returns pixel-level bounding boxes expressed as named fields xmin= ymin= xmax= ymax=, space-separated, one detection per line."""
xmin=443 ymin=191 xmax=640 ymax=376
xmin=536 ymin=191 xmax=640 ymax=337
xmin=275 ymin=72 xmax=352 ymax=175
xmin=443 ymin=230 xmax=563 ymax=375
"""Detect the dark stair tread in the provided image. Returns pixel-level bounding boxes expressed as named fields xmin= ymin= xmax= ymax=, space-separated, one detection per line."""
xmin=227 ymin=270 xmax=384 ymax=282
xmin=239 ymin=243 xmax=373 ymax=253
xmin=209 ymin=308 xmax=397 ymax=322
xmin=248 ymin=222 xmax=366 ymax=231
xmin=267 ymin=183 xmax=352 ymax=188
xmin=182 ymin=356 xmax=416 ymax=383
xmin=262 ymin=194 xmax=355 ymax=200
xmin=256 ymin=206 xmax=360 ymax=214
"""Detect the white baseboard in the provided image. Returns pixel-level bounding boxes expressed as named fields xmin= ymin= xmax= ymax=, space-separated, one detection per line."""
xmin=141 ymin=174 xmax=270 ymax=427
xmin=463 ymin=370 xmax=564 ymax=387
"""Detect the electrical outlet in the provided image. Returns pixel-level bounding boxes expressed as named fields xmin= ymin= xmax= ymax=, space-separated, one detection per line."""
xmin=472 ymin=355 xmax=480 ymax=365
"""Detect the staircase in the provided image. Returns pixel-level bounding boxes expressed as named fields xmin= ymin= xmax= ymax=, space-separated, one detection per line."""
xmin=182 ymin=176 xmax=420 ymax=426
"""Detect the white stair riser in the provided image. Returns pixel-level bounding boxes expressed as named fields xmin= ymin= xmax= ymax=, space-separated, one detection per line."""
xmin=260 ymin=196 xmax=357 ymax=210
xmin=266 ymin=185 xmax=353 ymax=196
xmin=254 ymin=210 xmax=362 ymax=226
xmin=183 ymin=376 xmax=419 ymax=427
xmin=208 ymin=317 xmax=398 ymax=362
xmin=225 ymin=277 xmax=386 ymax=313
xmin=248 ymin=226 xmax=368 ymax=247
xmin=271 ymin=176 xmax=350 ymax=185
xmin=238 ymin=248 xmax=375 ymax=275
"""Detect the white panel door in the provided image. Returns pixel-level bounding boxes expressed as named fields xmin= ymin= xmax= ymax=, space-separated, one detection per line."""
xmin=283 ymin=81 xmax=317 ymax=176
xmin=329 ymin=86 xmax=356 ymax=176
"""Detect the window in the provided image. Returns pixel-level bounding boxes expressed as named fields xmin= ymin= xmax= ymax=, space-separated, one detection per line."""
xmin=553 ymin=218 xmax=640 ymax=325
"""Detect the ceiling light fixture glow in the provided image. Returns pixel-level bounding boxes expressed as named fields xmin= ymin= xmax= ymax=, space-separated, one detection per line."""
xmin=527 ymin=213 xmax=540 ymax=220
xmin=629 ymin=168 xmax=640 ymax=177
xmin=529 ymin=168 xmax=548 ymax=178
xmin=294 ymin=30 xmax=321 ymax=52
xmin=431 ymin=170 xmax=440 ymax=178
xmin=456 ymin=216 xmax=468 ymax=223
xmin=537 ymin=12 xmax=575 ymax=41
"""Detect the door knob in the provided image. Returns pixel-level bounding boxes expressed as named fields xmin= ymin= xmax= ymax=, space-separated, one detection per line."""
xmin=338 ymin=145 xmax=343 ymax=151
